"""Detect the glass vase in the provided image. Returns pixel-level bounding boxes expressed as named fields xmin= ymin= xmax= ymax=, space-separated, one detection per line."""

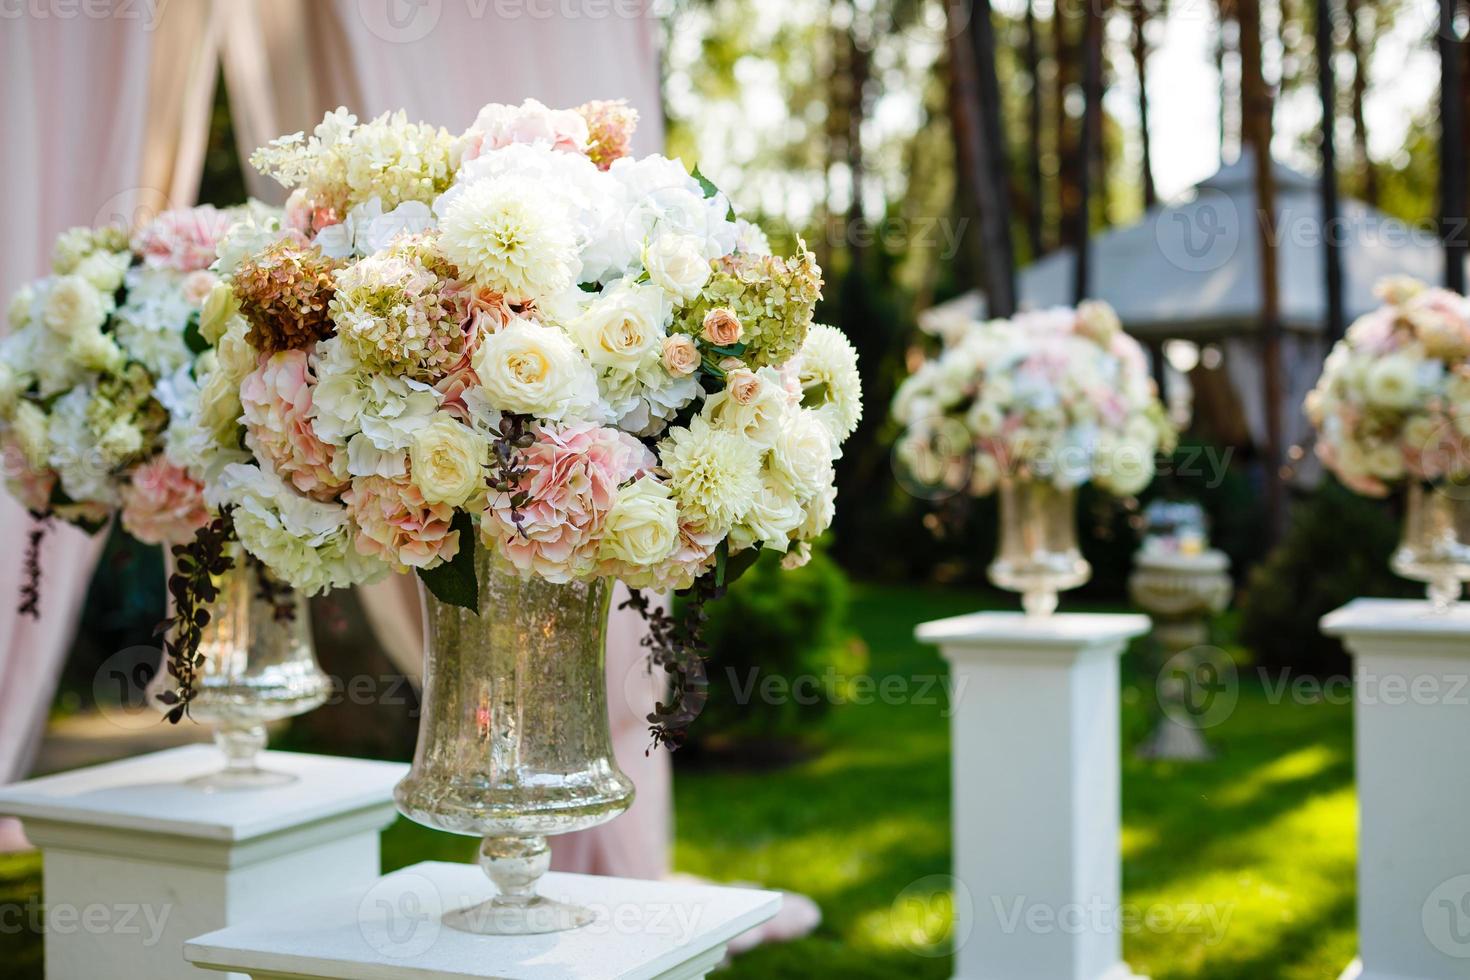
xmin=150 ymin=548 xmax=328 ymax=789
xmin=1390 ymin=482 xmax=1470 ymax=612
xmin=987 ymin=477 xmax=1092 ymax=617
xmin=394 ymin=541 xmax=635 ymax=935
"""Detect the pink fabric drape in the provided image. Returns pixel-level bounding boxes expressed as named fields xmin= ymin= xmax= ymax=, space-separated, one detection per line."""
xmin=0 ymin=7 xmax=172 ymax=851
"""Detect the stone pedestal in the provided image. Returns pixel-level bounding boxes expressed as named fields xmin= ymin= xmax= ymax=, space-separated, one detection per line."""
xmin=1128 ymin=550 xmax=1233 ymax=760
xmin=0 ymin=745 xmax=406 ymax=979
xmin=1322 ymin=599 xmax=1470 ymax=980
xmin=916 ymin=611 xmax=1151 ymax=980
xmin=183 ymin=860 xmax=782 ymax=979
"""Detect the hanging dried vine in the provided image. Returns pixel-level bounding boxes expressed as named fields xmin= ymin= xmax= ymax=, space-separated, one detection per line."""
xmin=487 ymin=412 xmax=535 ymax=537
xmin=154 ymin=510 xmax=237 ymax=723
xmin=622 ymin=575 xmax=720 ymax=752
xmin=16 ymin=518 xmax=48 ymax=619
xmin=248 ymin=554 xmax=297 ymax=622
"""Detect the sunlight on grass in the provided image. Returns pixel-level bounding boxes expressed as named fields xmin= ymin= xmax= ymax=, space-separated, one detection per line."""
xmin=1212 ymin=745 xmax=1345 ymax=809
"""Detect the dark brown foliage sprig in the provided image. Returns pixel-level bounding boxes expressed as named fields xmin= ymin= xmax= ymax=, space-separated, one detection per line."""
xmin=622 ymin=576 xmax=720 ymax=752
xmin=248 ymin=554 xmax=297 ymax=623
xmin=154 ymin=510 xmax=237 ymax=724
xmin=487 ymin=412 xmax=535 ymax=537
xmin=16 ymin=518 xmax=48 ymax=619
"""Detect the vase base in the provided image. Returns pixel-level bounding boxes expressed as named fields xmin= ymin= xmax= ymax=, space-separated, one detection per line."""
xmin=185 ymin=767 xmax=299 ymax=792
xmin=443 ymin=896 xmax=596 ymax=935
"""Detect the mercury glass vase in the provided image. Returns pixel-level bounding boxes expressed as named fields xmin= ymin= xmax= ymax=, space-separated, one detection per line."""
xmin=151 ymin=549 xmax=328 ymax=790
xmin=394 ymin=542 xmax=635 ymax=935
xmin=987 ymin=477 xmax=1092 ymax=617
xmin=1390 ymin=482 xmax=1470 ymax=612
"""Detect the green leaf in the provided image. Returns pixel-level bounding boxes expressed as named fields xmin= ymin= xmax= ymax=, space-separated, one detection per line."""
xmin=182 ymin=311 xmax=210 ymax=355
xmin=707 ymin=342 xmax=747 ymax=358
xmin=416 ymin=511 xmax=480 ymax=611
xmin=723 ymin=545 xmax=762 ymax=588
xmin=714 ymin=538 xmax=728 ymax=588
xmin=801 ymin=380 xmax=831 ymax=409
xmin=690 ymin=165 xmax=737 ymax=222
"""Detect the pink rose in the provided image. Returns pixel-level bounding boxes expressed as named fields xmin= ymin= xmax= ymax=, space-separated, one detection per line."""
xmin=484 ymin=420 xmax=654 ymax=581
xmin=662 ymin=335 xmax=700 ymax=377
xmin=345 ymin=475 xmax=461 ymax=570
xmin=701 ymin=308 xmax=743 ymax=346
xmin=119 ymin=456 xmax=210 ymax=546
xmin=240 ymin=350 xmax=349 ymax=501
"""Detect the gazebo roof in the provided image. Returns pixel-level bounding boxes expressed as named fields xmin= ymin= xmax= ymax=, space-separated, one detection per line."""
xmin=922 ymin=149 xmax=1458 ymax=340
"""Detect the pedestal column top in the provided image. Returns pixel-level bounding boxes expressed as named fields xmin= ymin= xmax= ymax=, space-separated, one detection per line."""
xmin=1321 ymin=599 xmax=1470 ymax=645
xmin=185 ymin=861 xmax=782 ymax=980
xmin=916 ymin=610 xmax=1151 ymax=658
xmin=0 ymin=745 xmax=407 ymax=842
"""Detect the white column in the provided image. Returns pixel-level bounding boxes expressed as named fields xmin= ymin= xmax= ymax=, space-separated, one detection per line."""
xmin=183 ymin=861 xmax=782 ymax=980
xmin=917 ymin=611 xmax=1150 ymax=980
xmin=1321 ymin=599 xmax=1470 ymax=980
xmin=0 ymin=745 xmax=406 ymax=980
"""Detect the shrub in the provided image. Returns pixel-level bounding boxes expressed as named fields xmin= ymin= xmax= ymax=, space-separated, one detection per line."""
xmin=693 ymin=545 xmax=864 ymax=746
xmin=1239 ymin=479 xmax=1417 ymax=674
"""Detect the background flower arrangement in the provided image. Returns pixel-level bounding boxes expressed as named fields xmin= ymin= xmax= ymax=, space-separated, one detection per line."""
xmin=0 ymin=206 xmax=261 ymax=556
xmin=170 ymin=99 xmax=863 ymax=744
xmin=1305 ymin=276 xmax=1470 ymax=496
xmin=890 ymin=301 xmax=1176 ymax=498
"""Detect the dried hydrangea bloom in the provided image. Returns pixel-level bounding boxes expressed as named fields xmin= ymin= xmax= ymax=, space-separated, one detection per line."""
xmin=232 ymin=239 xmax=340 ymax=355
xmin=673 ymin=243 xmax=823 ymax=369
xmin=576 ymin=99 xmax=639 ymax=171
xmin=328 ymin=234 xmax=468 ymax=376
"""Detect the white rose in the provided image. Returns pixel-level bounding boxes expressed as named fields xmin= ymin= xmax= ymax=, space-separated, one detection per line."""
xmin=43 ymin=276 xmax=107 ymax=338
xmin=472 ymin=318 xmax=602 ymax=421
xmin=215 ymin=319 xmax=258 ymax=379
xmin=569 ymin=282 xmax=668 ymax=372
xmin=600 ymin=476 xmax=680 ymax=567
xmin=67 ymin=327 xmax=125 ymax=373
xmin=11 ymin=401 xmax=49 ymax=466
xmin=1364 ymin=355 xmax=1421 ymax=411
xmin=1366 ymin=443 xmax=1405 ymax=480
xmin=769 ymin=409 xmax=835 ymax=498
xmin=966 ymin=400 xmax=1005 ymax=437
xmin=702 ymin=366 xmax=792 ymax=448
xmin=8 ymin=284 xmax=35 ymax=329
xmin=797 ymin=480 xmax=838 ymax=541
xmin=75 ymin=251 xmax=129 ymax=294
xmin=199 ymin=281 xmax=240 ymax=344
xmin=731 ymin=477 xmax=805 ymax=552
xmin=409 ymin=416 xmax=487 ymax=508
xmin=643 ymin=233 xmax=712 ymax=301
xmin=97 ymin=418 xmax=143 ymax=463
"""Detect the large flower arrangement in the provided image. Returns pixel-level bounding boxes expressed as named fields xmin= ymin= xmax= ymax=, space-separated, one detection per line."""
xmin=1305 ymin=277 xmax=1470 ymax=496
xmin=891 ymin=302 xmax=1175 ymax=496
xmin=173 ymin=100 xmax=862 ymax=742
xmin=0 ymin=207 xmax=256 ymax=555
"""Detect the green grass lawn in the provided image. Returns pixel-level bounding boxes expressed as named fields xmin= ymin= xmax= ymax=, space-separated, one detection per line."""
xmin=0 ymin=582 xmax=1356 ymax=978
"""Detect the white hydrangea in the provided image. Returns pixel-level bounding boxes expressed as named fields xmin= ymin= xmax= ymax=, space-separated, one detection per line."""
xmin=47 ymin=388 xmax=117 ymax=508
xmin=608 ymin=154 xmax=738 ymax=262
xmin=112 ymin=267 xmax=195 ymax=377
xmin=310 ymin=337 xmax=440 ymax=478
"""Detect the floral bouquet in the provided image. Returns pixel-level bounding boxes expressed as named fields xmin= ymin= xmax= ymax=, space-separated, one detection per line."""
xmin=891 ymin=301 xmax=1175 ymax=497
xmin=1305 ymin=277 xmax=1470 ymax=496
xmin=170 ymin=100 xmax=862 ymax=743
xmin=0 ymin=207 xmax=262 ymax=611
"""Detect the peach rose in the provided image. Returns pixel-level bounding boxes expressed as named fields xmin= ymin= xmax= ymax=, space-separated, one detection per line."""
xmin=662 ymin=335 xmax=700 ymax=377
xmin=701 ymin=307 xmax=743 ymax=346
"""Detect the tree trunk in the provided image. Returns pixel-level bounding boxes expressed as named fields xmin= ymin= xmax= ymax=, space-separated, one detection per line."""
xmin=1053 ymin=3 xmax=1079 ymax=249
xmin=845 ymin=24 xmax=870 ymax=264
xmin=1238 ymin=0 xmax=1287 ymax=539
xmin=1024 ymin=0 xmax=1045 ymax=257
xmin=1317 ymin=0 xmax=1346 ymax=342
xmin=1441 ymin=0 xmax=1467 ymax=293
xmin=1344 ymin=0 xmax=1377 ymax=206
xmin=1074 ymin=0 xmax=1103 ymax=302
xmin=1134 ymin=0 xmax=1158 ymax=209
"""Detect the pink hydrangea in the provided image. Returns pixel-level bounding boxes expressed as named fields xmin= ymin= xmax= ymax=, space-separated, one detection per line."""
xmin=1 ymin=438 xmax=55 ymax=514
xmin=132 ymin=206 xmax=237 ymax=272
xmin=485 ymin=420 xmax=654 ymax=582
xmin=460 ymin=99 xmax=589 ymax=162
xmin=345 ymin=475 xmax=461 ymax=570
xmin=119 ymin=456 xmax=210 ymax=546
xmin=240 ymin=350 xmax=349 ymax=501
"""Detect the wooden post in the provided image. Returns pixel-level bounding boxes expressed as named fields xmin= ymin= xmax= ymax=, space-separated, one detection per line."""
xmin=1317 ymin=0 xmax=1346 ymax=343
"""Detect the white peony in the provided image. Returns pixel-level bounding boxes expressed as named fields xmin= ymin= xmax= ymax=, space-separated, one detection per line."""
xmin=437 ymin=176 xmax=579 ymax=301
xmin=472 ymin=318 xmax=603 ymax=421
xmin=643 ymin=233 xmax=712 ymax=301
xmin=409 ymin=416 xmax=487 ymax=507
xmin=568 ymin=280 xmax=670 ymax=373
xmin=42 ymin=276 xmax=107 ymax=338
xmin=599 ymin=476 xmax=680 ymax=568
xmin=659 ymin=416 xmax=763 ymax=531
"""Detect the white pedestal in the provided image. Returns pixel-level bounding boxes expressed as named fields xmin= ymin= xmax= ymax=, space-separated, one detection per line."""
xmin=1322 ymin=599 xmax=1470 ymax=980
xmin=916 ymin=611 xmax=1151 ymax=980
xmin=0 ymin=745 xmax=407 ymax=980
xmin=182 ymin=860 xmax=782 ymax=979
